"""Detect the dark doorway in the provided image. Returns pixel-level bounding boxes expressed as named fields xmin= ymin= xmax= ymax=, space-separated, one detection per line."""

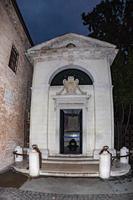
xmin=60 ymin=109 xmax=82 ymax=154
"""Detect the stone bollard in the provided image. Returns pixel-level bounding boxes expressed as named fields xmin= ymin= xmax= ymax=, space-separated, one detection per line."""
xmin=120 ymin=147 xmax=129 ymax=164
xmin=32 ymin=144 xmax=42 ymax=168
xmin=14 ymin=146 xmax=23 ymax=162
xmin=29 ymin=148 xmax=40 ymax=177
xmin=99 ymin=146 xmax=111 ymax=179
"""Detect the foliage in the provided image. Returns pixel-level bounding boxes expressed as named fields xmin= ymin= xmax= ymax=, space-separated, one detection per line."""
xmin=82 ymin=0 xmax=132 ymax=48
xmin=82 ymin=0 xmax=133 ymax=149
xmin=82 ymin=0 xmax=133 ymax=103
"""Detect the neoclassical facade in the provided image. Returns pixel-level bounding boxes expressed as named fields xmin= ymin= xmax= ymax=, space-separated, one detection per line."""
xmin=27 ymin=33 xmax=118 ymax=160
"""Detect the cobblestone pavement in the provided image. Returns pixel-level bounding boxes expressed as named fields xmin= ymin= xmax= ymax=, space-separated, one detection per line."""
xmin=0 ymin=188 xmax=133 ymax=200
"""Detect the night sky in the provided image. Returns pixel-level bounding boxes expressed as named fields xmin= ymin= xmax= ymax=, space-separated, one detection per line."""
xmin=17 ymin=0 xmax=101 ymax=44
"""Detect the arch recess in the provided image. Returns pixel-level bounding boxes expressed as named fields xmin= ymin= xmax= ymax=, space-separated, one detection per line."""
xmin=49 ymin=65 xmax=94 ymax=86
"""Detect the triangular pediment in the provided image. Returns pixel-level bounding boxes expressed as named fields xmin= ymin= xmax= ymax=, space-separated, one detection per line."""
xmin=28 ymin=33 xmax=116 ymax=52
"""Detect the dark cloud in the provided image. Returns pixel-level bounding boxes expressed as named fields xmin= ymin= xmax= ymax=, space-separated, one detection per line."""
xmin=17 ymin=0 xmax=101 ymax=44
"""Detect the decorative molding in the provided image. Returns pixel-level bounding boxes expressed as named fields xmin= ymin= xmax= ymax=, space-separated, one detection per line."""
xmin=27 ymin=47 xmax=117 ymax=64
xmin=53 ymin=94 xmax=91 ymax=110
xmin=27 ymin=33 xmax=116 ymax=52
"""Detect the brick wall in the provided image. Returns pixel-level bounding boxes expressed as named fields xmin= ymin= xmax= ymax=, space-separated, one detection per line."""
xmin=0 ymin=0 xmax=32 ymax=170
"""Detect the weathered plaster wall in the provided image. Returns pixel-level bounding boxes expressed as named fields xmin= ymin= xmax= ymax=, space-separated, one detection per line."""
xmin=0 ymin=1 xmax=32 ymax=170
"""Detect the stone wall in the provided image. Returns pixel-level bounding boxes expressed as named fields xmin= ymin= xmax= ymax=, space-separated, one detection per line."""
xmin=0 ymin=0 xmax=32 ymax=170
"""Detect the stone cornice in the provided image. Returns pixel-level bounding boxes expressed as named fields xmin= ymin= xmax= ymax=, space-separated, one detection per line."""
xmin=27 ymin=47 xmax=118 ymax=65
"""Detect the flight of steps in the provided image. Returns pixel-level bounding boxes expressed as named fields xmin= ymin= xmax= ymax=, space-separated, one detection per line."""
xmin=13 ymin=156 xmax=130 ymax=178
xmin=40 ymin=156 xmax=100 ymax=177
xmin=42 ymin=155 xmax=99 ymax=164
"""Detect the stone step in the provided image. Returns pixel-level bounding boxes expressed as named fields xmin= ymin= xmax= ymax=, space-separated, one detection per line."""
xmin=40 ymin=163 xmax=99 ymax=177
xmin=42 ymin=159 xmax=99 ymax=164
xmin=12 ymin=160 xmax=130 ymax=178
xmin=13 ymin=161 xmax=99 ymax=177
xmin=39 ymin=171 xmax=99 ymax=177
xmin=46 ymin=155 xmax=94 ymax=159
xmin=42 ymin=156 xmax=99 ymax=164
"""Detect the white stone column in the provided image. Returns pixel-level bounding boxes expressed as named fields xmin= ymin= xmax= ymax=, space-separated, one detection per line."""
xmin=93 ymin=84 xmax=114 ymax=158
xmin=30 ymin=84 xmax=49 ymax=154
xmin=110 ymin=85 xmax=114 ymax=148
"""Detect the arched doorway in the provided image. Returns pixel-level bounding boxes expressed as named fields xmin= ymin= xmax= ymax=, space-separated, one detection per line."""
xmin=51 ymin=68 xmax=93 ymax=154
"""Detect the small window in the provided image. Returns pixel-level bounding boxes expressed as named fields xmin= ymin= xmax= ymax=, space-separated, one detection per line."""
xmin=8 ymin=45 xmax=19 ymax=73
xmin=66 ymin=43 xmax=76 ymax=48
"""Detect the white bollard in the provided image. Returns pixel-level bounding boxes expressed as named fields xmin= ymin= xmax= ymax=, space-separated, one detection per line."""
xmin=29 ymin=149 xmax=40 ymax=177
xmin=120 ymin=147 xmax=129 ymax=164
xmin=14 ymin=146 xmax=23 ymax=162
xmin=99 ymin=147 xmax=111 ymax=179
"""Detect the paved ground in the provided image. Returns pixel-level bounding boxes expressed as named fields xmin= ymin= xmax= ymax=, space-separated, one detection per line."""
xmin=0 ymin=187 xmax=133 ymax=200
xmin=0 ymin=169 xmax=133 ymax=199
xmin=20 ymin=173 xmax=133 ymax=194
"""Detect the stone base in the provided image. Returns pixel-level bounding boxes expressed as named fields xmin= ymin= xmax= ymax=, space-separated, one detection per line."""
xmin=12 ymin=158 xmax=131 ymax=178
xmin=41 ymin=149 xmax=49 ymax=159
xmin=111 ymin=163 xmax=131 ymax=177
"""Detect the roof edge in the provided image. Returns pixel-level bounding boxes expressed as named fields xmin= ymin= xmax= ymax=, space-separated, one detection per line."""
xmin=28 ymin=33 xmax=117 ymax=51
xmin=11 ymin=0 xmax=34 ymax=46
